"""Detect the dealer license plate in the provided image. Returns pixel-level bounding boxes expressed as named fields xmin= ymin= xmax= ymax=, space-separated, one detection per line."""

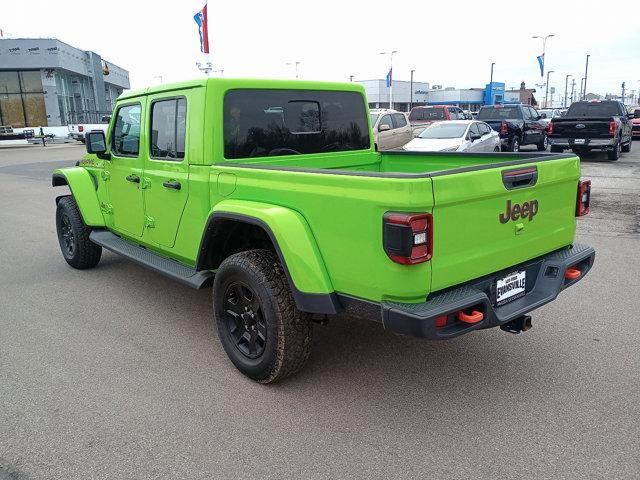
xmin=495 ymin=271 xmax=526 ymax=306
xmin=574 ymin=138 xmax=585 ymax=144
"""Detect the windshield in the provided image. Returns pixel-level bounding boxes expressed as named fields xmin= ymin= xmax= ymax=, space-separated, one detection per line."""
xmin=409 ymin=108 xmax=445 ymax=121
xmin=370 ymin=113 xmax=380 ymax=125
xmin=418 ymin=123 xmax=467 ymax=139
xmin=566 ymin=102 xmax=622 ymax=117
xmin=477 ymin=107 xmax=522 ymax=120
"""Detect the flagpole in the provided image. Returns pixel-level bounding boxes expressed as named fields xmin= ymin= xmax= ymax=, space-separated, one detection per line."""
xmin=380 ymin=50 xmax=398 ymax=110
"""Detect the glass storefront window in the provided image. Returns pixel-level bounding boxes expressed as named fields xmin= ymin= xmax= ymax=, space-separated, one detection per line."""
xmin=0 ymin=70 xmax=46 ymax=127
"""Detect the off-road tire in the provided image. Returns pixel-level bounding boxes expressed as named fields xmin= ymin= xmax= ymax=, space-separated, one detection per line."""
xmin=56 ymin=196 xmax=102 ymax=269
xmin=607 ymin=141 xmax=621 ymax=161
xmin=550 ymin=145 xmax=563 ymax=153
xmin=621 ymin=140 xmax=631 ymax=153
xmin=213 ymin=249 xmax=312 ymax=383
xmin=536 ymin=134 xmax=548 ymax=151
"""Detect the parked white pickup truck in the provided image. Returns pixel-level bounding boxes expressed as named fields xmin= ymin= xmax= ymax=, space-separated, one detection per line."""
xmin=68 ymin=116 xmax=111 ymax=143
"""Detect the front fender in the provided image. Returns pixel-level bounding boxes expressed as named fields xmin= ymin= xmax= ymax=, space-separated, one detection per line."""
xmin=202 ymin=199 xmax=338 ymax=313
xmin=52 ymin=167 xmax=105 ymax=227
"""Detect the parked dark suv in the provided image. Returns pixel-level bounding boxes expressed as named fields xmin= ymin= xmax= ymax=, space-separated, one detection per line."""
xmin=476 ymin=104 xmax=548 ymax=152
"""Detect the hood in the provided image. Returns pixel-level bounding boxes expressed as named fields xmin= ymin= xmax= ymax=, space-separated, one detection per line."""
xmin=403 ymin=137 xmax=462 ymax=152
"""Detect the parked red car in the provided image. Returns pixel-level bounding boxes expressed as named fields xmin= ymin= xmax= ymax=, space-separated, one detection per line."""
xmin=631 ymin=108 xmax=640 ymax=139
xmin=408 ymin=105 xmax=466 ymax=136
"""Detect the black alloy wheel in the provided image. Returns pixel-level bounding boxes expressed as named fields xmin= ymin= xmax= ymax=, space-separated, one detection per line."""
xmin=223 ymin=282 xmax=267 ymax=359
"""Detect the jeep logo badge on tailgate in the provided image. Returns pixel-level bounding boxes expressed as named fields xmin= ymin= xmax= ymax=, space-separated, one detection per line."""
xmin=499 ymin=199 xmax=539 ymax=224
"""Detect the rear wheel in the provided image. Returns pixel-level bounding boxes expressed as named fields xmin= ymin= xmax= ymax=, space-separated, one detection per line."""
xmin=493 ymin=146 xmax=500 ymax=152
xmin=536 ymin=134 xmax=548 ymax=151
xmin=621 ymin=139 xmax=631 ymax=153
xmin=607 ymin=141 xmax=621 ymax=161
xmin=56 ymin=196 xmax=102 ymax=269
xmin=213 ymin=249 xmax=312 ymax=383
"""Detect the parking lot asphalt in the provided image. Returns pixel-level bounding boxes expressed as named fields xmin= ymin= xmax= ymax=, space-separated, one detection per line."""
xmin=1 ymin=143 xmax=639 ymax=479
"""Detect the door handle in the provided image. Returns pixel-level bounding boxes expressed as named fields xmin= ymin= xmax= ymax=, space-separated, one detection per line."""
xmin=163 ymin=180 xmax=181 ymax=190
xmin=126 ymin=174 xmax=140 ymax=183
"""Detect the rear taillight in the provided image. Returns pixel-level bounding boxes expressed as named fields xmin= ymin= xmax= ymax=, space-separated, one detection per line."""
xmin=383 ymin=212 xmax=433 ymax=265
xmin=609 ymin=121 xmax=617 ymax=135
xmin=500 ymin=122 xmax=508 ymax=135
xmin=547 ymin=122 xmax=554 ymax=134
xmin=78 ymin=125 xmax=84 ymax=132
xmin=576 ymin=179 xmax=591 ymax=217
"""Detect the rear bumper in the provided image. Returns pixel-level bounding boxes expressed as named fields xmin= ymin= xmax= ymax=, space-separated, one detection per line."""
xmin=381 ymin=243 xmax=595 ymax=339
xmin=549 ymin=137 xmax=616 ymax=149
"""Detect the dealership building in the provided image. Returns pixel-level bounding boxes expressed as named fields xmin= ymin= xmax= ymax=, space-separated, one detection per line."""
xmin=0 ymin=38 xmax=129 ymax=127
xmin=358 ymin=79 xmax=538 ymax=112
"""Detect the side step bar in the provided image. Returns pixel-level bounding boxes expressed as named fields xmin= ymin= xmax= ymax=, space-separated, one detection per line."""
xmin=89 ymin=230 xmax=214 ymax=289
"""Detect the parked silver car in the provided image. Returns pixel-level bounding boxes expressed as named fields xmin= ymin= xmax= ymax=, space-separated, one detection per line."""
xmin=370 ymin=109 xmax=413 ymax=150
xmin=403 ymin=120 xmax=501 ymax=153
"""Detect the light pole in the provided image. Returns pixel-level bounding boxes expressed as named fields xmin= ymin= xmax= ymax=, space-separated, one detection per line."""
xmin=490 ymin=62 xmax=495 ymax=85
xmin=570 ymin=78 xmax=576 ymax=104
xmin=580 ymin=77 xmax=585 ymax=101
xmin=410 ymin=69 xmax=415 ymax=111
xmin=380 ymin=50 xmax=397 ymax=109
xmin=582 ymin=54 xmax=590 ymax=99
xmin=286 ymin=61 xmax=301 ymax=79
xmin=349 ymin=75 xmax=354 ymax=82
xmin=545 ymin=70 xmax=554 ymax=108
xmin=564 ymin=74 xmax=572 ymax=107
xmin=532 ymin=34 xmax=554 ymax=79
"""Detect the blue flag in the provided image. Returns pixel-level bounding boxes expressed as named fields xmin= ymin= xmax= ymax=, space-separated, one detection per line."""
xmin=386 ymin=68 xmax=392 ymax=88
xmin=537 ymin=54 xmax=544 ymax=77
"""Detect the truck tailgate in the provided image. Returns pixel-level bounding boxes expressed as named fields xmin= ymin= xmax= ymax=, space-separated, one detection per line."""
xmin=552 ymin=118 xmax=611 ymax=138
xmin=430 ymin=156 xmax=580 ymax=292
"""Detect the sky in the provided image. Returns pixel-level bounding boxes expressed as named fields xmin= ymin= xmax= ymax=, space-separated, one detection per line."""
xmin=2 ymin=0 xmax=639 ymax=101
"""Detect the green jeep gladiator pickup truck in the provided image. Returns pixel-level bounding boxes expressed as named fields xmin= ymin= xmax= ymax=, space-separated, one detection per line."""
xmin=52 ymin=78 xmax=595 ymax=383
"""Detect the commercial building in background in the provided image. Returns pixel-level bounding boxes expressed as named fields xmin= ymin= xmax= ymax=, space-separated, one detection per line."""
xmin=359 ymin=79 xmax=522 ymax=112
xmin=358 ymin=79 xmax=430 ymax=112
xmin=0 ymin=38 xmax=129 ymax=127
xmin=504 ymin=82 xmax=539 ymax=106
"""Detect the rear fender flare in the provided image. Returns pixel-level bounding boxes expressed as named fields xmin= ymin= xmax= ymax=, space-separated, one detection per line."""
xmin=52 ymin=167 xmax=105 ymax=227
xmin=197 ymin=200 xmax=339 ymax=314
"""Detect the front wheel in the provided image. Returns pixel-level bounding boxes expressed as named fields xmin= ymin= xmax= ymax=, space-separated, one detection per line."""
xmin=56 ymin=196 xmax=102 ymax=269
xmin=213 ymin=249 xmax=312 ymax=383
xmin=621 ymin=140 xmax=631 ymax=153
xmin=510 ymin=136 xmax=520 ymax=152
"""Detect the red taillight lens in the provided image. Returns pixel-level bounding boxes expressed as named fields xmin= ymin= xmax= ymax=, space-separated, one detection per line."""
xmin=576 ymin=179 xmax=591 ymax=217
xmin=500 ymin=122 xmax=508 ymax=135
xmin=383 ymin=212 xmax=433 ymax=265
xmin=609 ymin=121 xmax=617 ymax=135
xmin=547 ymin=122 xmax=554 ymax=135
xmin=78 ymin=125 xmax=84 ymax=132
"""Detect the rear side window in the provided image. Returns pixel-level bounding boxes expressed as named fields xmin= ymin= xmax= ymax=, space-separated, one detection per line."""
xmin=478 ymin=123 xmax=491 ymax=135
xmin=392 ymin=113 xmax=407 ymax=128
xmin=477 ymin=106 xmax=522 ymax=120
xmin=111 ymin=103 xmax=141 ymax=156
xmin=150 ymin=98 xmax=187 ymax=160
xmin=223 ymin=89 xmax=369 ymax=159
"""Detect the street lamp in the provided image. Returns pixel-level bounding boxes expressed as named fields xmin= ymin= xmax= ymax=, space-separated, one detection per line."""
xmin=545 ymin=70 xmax=554 ymax=108
xmin=349 ymin=75 xmax=354 ymax=82
xmin=582 ymin=54 xmax=590 ymax=100
xmin=286 ymin=61 xmax=302 ymax=79
xmin=380 ymin=50 xmax=398 ymax=109
xmin=564 ymin=74 xmax=572 ymax=108
xmin=410 ymin=69 xmax=415 ymax=111
xmin=490 ymin=62 xmax=495 ymax=85
xmin=532 ymin=34 xmax=554 ymax=79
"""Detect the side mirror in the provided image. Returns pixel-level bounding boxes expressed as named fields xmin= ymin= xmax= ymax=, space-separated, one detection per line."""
xmin=469 ymin=132 xmax=482 ymax=142
xmin=379 ymin=124 xmax=391 ymax=132
xmin=539 ymin=113 xmax=546 ymax=119
xmin=86 ymin=130 xmax=110 ymax=159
